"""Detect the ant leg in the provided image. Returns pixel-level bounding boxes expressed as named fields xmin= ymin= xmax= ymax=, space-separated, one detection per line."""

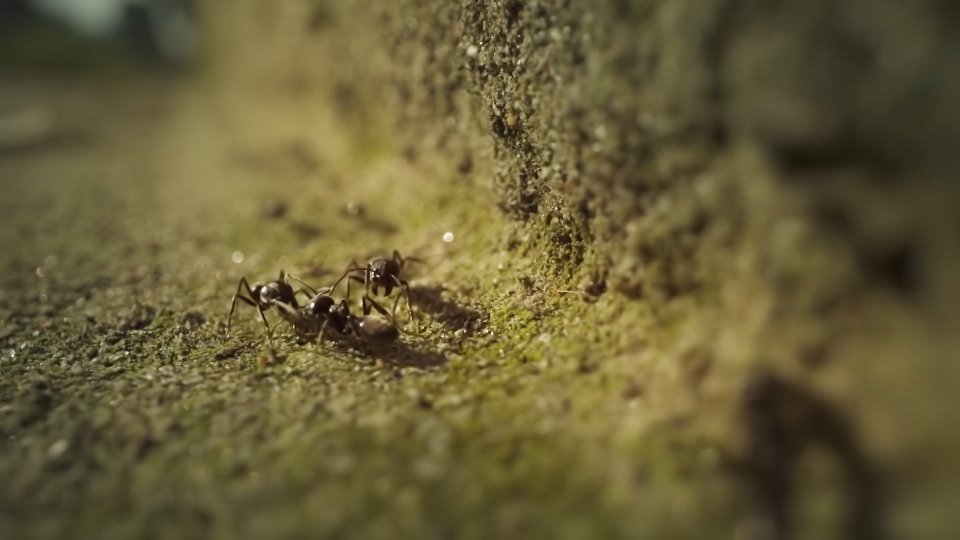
xmin=258 ymin=305 xmax=274 ymax=343
xmin=364 ymin=295 xmax=409 ymax=337
xmin=393 ymin=276 xmax=418 ymax=331
xmin=403 ymin=280 xmax=418 ymax=331
xmin=317 ymin=318 xmax=330 ymax=346
xmin=404 ymin=256 xmax=427 ymax=267
xmin=228 ymin=295 xmax=257 ymax=335
xmin=294 ymin=288 xmax=314 ymax=303
xmin=285 ymin=272 xmax=318 ymax=296
xmin=362 ymin=295 xmax=392 ymax=319
xmin=293 ymin=284 xmax=333 ymax=304
xmin=391 ymin=294 xmax=402 ymax=319
xmin=272 ymin=299 xmax=299 ymax=322
xmin=331 ymin=260 xmax=367 ymax=294
xmin=228 ymin=277 xmax=259 ymax=334
xmin=346 ymin=275 xmax=366 ymax=302
xmin=228 ymin=277 xmax=273 ymax=344
xmin=395 ymin=249 xmax=427 ymax=269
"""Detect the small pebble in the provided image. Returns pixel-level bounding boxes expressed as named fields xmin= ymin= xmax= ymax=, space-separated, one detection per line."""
xmin=345 ymin=201 xmax=365 ymax=216
xmin=443 ymin=232 xmax=454 ymax=243
xmin=47 ymin=439 xmax=69 ymax=459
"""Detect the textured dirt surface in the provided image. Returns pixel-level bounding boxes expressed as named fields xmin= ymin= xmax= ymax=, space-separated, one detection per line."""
xmin=1 ymin=1 xmax=959 ymax=539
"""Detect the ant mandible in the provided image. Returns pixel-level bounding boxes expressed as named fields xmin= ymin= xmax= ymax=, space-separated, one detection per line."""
xmin=331 ymin=250 xmax=424 ymax=330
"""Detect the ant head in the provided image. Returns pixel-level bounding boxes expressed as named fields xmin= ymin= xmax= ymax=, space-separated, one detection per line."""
xmin=370 ymin=259 xmax=397 ymax=279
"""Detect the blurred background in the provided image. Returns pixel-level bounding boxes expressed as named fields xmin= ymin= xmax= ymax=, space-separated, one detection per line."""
xmin=0 ymin=0 xmax=195 ymax=66
xmin=1 ymin=1 xmax=958 ymax=539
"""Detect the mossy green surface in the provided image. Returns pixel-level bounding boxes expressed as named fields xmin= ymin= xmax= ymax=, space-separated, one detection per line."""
xmin=2 ymin=0 xmax=959 ymax=538
xmin=0 ymin=74 xmax=719 ymax=539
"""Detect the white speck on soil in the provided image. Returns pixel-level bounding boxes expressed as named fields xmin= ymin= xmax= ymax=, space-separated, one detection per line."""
xmin=47 ymin=439 xmax=69 ymax=458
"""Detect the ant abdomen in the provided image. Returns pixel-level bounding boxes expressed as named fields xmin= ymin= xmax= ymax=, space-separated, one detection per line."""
xmin=357 ymin=315 xmax=399 ymax=342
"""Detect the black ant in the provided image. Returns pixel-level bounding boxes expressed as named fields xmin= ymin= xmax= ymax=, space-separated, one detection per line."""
xmin=226 ymin=270 xmax=320 ymax=343
xmin=331 ymin=250 xmax=424 ymax=329
xmin=273 ymin=281 xmax=401 ymax=345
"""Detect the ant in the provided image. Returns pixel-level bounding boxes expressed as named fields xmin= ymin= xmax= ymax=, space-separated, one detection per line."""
xmin=331 ymin=250 xmax=424 ymax=329
xmin=226 ymin=270 xmax=321 ymax=343
xmin=278 ymin=288 xmax=401 ymax=345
